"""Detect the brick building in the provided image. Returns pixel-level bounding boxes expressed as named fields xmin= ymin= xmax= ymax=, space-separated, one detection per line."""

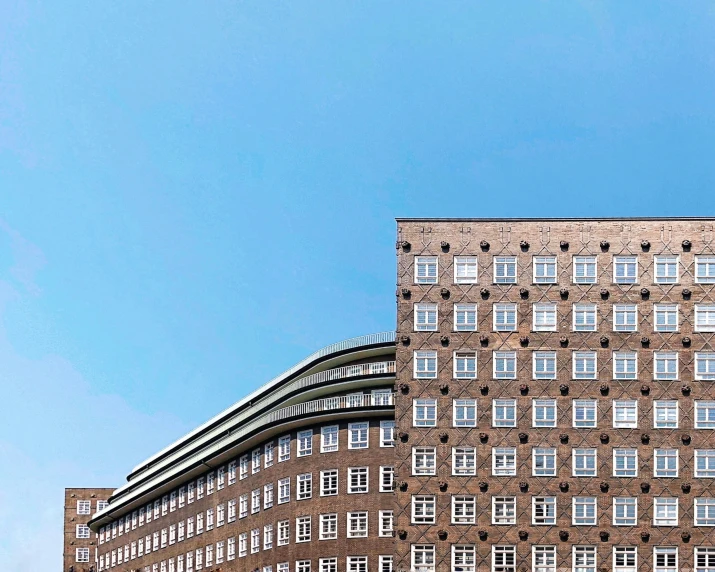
xmin=64 ymin=487 xmax=114 ymax=571
xmin=66 ymin=218 xmax=715 ymax=572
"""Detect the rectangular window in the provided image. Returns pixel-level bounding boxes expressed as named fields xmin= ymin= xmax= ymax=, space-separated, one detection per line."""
xmin=321 ymin=425 xmax=339 ymax=453
xmin=320 ymin=469 xmax=338 ymax=496
xmin=297 ymin=562 xmax=311 ymax=572
xmin=297 ymin=473 xmax=312 ymax=500
xmin=264 ymin=442 xmax=274 ymax=467
xmin=298 ymin=430 xmax=313 ymax=456
xmin=415 ymin=303 xmax=438 ymax=331
xmin=493 ymin=399 xmax=517 ymax=427
xmin=532 ymin=496 xmax=557 ymax=525
xmin=412 ymin=495 xmax=436 ymax=524
xmin=533 ymin=399 xmax=557 ymax=427
xmin=614 ymin=304 xmax=637 ymax=332
xmin=251 ymin=490 xmax=260 ymax=514
xmin=573 ymin=304 xmax=597 ymax=331
xmin=573 ymin=399 xmax=597 ymax=428
xmin=414 ymin=399 xmax=437 ymax=427
xmin=279 ymin=435 xmax=291 ymax=462
xmin=533 ymin=303 xmax=557 ymax=331
xmin=654 ymin=449 xmax=678 ymax=477
xmin=493 ymin=351 xmax=517 ymax=379
xmin=250 ymin=529 xmax=259 ymax=553
xmin=379 ymin=556 xmax=394 ymax=572
xmin=454 ymin=351 xmax=477 ymax=379
xmin=319 ymin=513 xmax=337 ymax=540
xmin=76 ymin=548 xmax=90 ymax=563
xmin=614 ymin=256 xmax=638 ymax=283
xmin=413 ymin=447 xmax=437 ymax=475
xmin=613 ymin=400 xmax=638 ymax=428
xmin=380 ymin=466 xmax=394 ymax=492
xmin=76 ymin=524 xmax=90 ymax=539
xmin=452 ymin=495 xmax=477 ymax=524
xmin=654 ymin=498 xmax=678 ymax=526
xmin=533 ymin=256 xmax=557 ymax=283
xmin=573 ymin=497 xmax=597 ymax=525
xmin=251 ymin=449 xmax=261 ymax=474
xmin=277 ymin=520 xmax=289 ymax=546
xmin=613 ymin=497 xmax=637 ymax=526
xmin=573 ymin=256 xmax=597 ymax=284
xmin=455 ymin=303 xmax=478 ymax=331
xmin=655 ymin=256 xmax=679 ymax=284
xmin=696 ymin=257 xmax=715 ymax=284
xmin=296 ymin=516 xmax=311 ymax=543
xmin=655 ymin=304 xmax=679 ymax=332
xmin=321 ymin=559 xmax=337 ymax=572
xmin=348 ymin=467 xmax=368 ymax=494
xmin=227 ymin=499 xmax=236 ymax=522
xmin=654 ymin=352 xmax=678 ymax=380
xmin=697 ymin=305 xmax=715 ymax=332
xmin=347 ymin=511 xmax=368 ymax=538
xmin=379 ymin=510 xmax=394 ymax=537
xmin=695 ymin=498 xmax=715 ymax=526
xmin=493 ymin=546 xmax=516 ymax=572
xmin=696 ymin=450 xmax=715 ymax=477
xmin=654 ymin=547 xmax=678 ymax=572
xmin=380 ymin=420 xmax=395 ymax=447
xmin=696 ymin=401 xmax=715 ymax=428
xmin=573 ymin=448 xmax=597 ymax=476
xmin=453 ymin=399 xmax=477 ymax=427
xmin=239 ymin=455 xmax=248 ymax=480
xmin=77 ymin=500 xmax=91 ymax=515
xmin=613 ymin=547 xmax=637 ymax=572
xmin=533 ymin=546 xmax=557 ymax=572
xmin=573 ymin=351 xmax=597 ymax=379
xmin=412 ymin=545 xmax=435 ymax=572
xmin=533 ymin=352 xmax=557 ymax=380
xmin=415 ymin=256 xmax=438 ymax=284
xmin=533 ymin=448 xmax=557 ymax=476
xmin=654 ymin=400 xmax=678 ymax=428
xmin=613 ymin=448 xmax=638 ymax=477
xmin=453 ymin=545 xmax=476 ymax=572
xmin=239 ymin=494 xmax=248 ymax=518
xmin=492 ymin=497 xmax=516 ymax=525
xmin=494 ymin=256 xmax=517 ymax=284
xmin=696 ymin=354 xmax=715 ymax=381
xmin=348 ymin=422 xmax=369 ymax=449
xmin=455 ymin=256 xmax=478 ymax=284
xmin=494 ymin=303 xmax=517 ymax=331
xmin=414 ymin=350 xmax=437 ymax=378
xmin=614 ymin=351 xmax=637 ymax=380
xmin=492 ymin=447 xmax=517 ymax=476
xmin=453 ymin=447 xmax=477 ymax=476
xmin=264 ymin=483 xmax=274 ymax=509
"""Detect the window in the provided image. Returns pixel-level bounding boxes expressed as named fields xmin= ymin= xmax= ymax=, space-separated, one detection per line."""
xmin=297 ymin=473 xmax=312 ymax=500
xmin=239 ymin=455 xmax=248 ymax=480
xmin=696 ymin=401 xmax=715 ymax=428
xmin=251 ymin=449 xmax=261 ymax=474
xmin=572 ymin=545 xmax=597 ymax=572
xmin=453 ymin=545 xmax=476 ymax=572
xmin=380 ymin=420 xmax=395 ymax=447
xmin=532 ymin=496 xmax=557 ymax=525
xmin=320 ymin=559 xmax=337 ymax=572
xmin=347 ymin=557 xmax=368 ymax=572
xmin=296 ymin=516 xmax=311 ymax=543
xmin=348 ymin=467 xmax=368 ymax=493
xmin=613 ymin=351 xmax=637 ymax=380
xmin=533 ymin=448 xmax=557 ymax=476
xmin=279 ymin=435 xmax=291 ymax=462
xmin=654 ymin=352 xmax=678 ymax=380
xmin=452 ymin=495 xmax=476 ymax=524
xmin=321 ymin=426 xmax=339 ymax=453
xmin=455 ymin=304 xmax=478 ymax=331
xmin=412 ymin=495 xmax=436 ymax=524
xmin=613 ymin=547 xmax=637 ymax=572
xmin=379 ymin=510 xmax=394 ymax=537
xmin=533 ymin=256 xmax=557 ymax=283
xmin=654 ymin=449 xmax=678 ymax=477
xmin=613 ymin=497 xmax=637 ymax=526
xmin=655 ymin=256 xmax=679 ymax=283
xmin=415 ymin=256 xmax=438 ymax=284
xmin=264 ymin=483 xmax=274 ymax=508
xmin=533 ymin=399 xmax=557 ymax=427
xmin=348 ymin=422 xmax=369 ymax=448
xmin=453 ymin=399 xmax=477 ymax=427
xmin=321 ymin=469 xmax=338 ymax=496
xmin=533 ymin=352 xmax=557 ymax=380
xmin=454 ymin=351 xmax=477 ymax=378
xmin=76 ymin=548 xmax=90 ymax=563
xmin=239 ymin=494 xmax=248 ymax=518
xmin=412 ymin=545 xmax=435 ymax=572
xmin=77 ymin=500 xmax=91 ymax=515
xmin=695 ymin=548 xmax=715 ymax=572
xmin=319 ymin=513 xmax=337 ymax=540
xmin=415 ymin=303 xmax=438 ymax=331
xmin=264 ymin=442 xmax=274 ymax=467
xmin=613 ymin=400 xmax=638 ymax=428
xmin=250 ymin=529 xmax=259 ymax=554
xmin=494 ymin=303 xmax=517 ymax=331
xmin=654 ymin=400 xmax=678 ymax=428
xmin=654 ymin=547 xmax=678 ymax=572
xmin=455 ymin=256 xmax=478 ymax=283
xmin=379 ymin=555 xmax=394 ymax=572
xmin=347 ymin=511 xmax=368 ymax=537
xmin=227 ymin=498 xmax=236 ymax=523
xmin=492 ymin=497 xmax=516 ymax=525
xmin=654 ymin=304 xmax=679 ymax=332
xmin=573 ymin=448 xmax=597 ymax=476
xmin=414 ymin=350 xmax=437 ymax=378
xmin=573 ymin=399 xmax=597 ymax=428
xmin=494 ymin=256 xmax=517 ymax=284
xmin=653 ymin=498 xmax=678 ymax=526
xmin=76 ymin=524 xmax=90 ymax=539
xmin=297 ymin=429 xmax=313 ymax=456
xmin=493 ymin=447 xmax=517 ymax=476
xmin=277 ymin=520 xmax=289 ymax=546
xmin=297 ymin=562 xmax=311 ymax=572
xmin=696 ymin=257 xmax=715 ymax=283
xmin=696 ymin=450 xmax=715 ymax=477
xmin=614 ymin=256 xmax=638 ymax=283
xmin=573 ymin=304 xmax=597 ymax=331
xmin=493 ymin=351 xmax=517 ymax=379
xmin=493 ymin=399 xmax=516 ymax=427
xmin=533 ymin=546 xmax=557 ymax=572
xmin=414 ymin=399 xmax=437 ymax=427
xmin=573 ymin=351 xmax=597 ymax=379
xmin=696 ymin=306 xmax=715 ymax=334
xmin=696 ymin=354 xmax=715 ymax=381
xmin=695 ymin=498 xmax=715 ymax=526
xmin=372 ymin=388 xmax=392 ymax=405
xmin=380 ymin=466 xmax=394 ymax=492
xmin=573 ymin=497 xmax=597 ymax=525
xmin=453 ymin=447 xmax=477 ymax=476
xmin=413 ymin=447 xmax=437 ymax=475
xmin=614 ymin=304 xmax=637 ymax=332
xmin=216 ymin=541 xmax=224 ymax=564
xmin=613 ymin=448 xmax=638 ymax=477
xmin=573 ymin=256 xmax=597 ymax=284
xmin=534 ymin=303 xmax=558 ymax=330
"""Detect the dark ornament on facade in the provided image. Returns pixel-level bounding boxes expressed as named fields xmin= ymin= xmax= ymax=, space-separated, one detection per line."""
xmin=682 ymin=385 xmax=692 ymax=395
xmin=681 ymin=531 xmax=691 ymax=542
xmin=559 ymin=434 xmax=569 ymax=443
xmin=478 ymin=481 xmax=489 ymax=491
xmin=600 ymin=433 xmax=610 ymax=443
xmin=641 ymin=434 xmax=650 ymax=444
xmin=439 ymin=432 xmax=449 ymax=443
xmin=440 ymin=336 xmax=449 ymax=347
xmin=440 ymin=241 xmax=450 ymax=252
xmin=640 ymin=482 xmax=650 ymax=493
xmin=519 ymin=287 xmax=529 ymax=298
xmin=640 ymin=530 xmax=651 ymax=542
xmin=518 ymin=433 xmax=528 ymax=443
xmin=682 ymin=239 xmax=692 ymax=251
xmin=600 ymin=482 xmax=609 ymax=492
xmin=398 ymin=383 xmax=410 ymax=394
xmin=520 ymin=336 xmax=530 ymax=347
xmin=439 ymin=383 xmax=449 ymax=394
xmin=479 ymin=334 xmax=489 ymax=346
xmin=641 ymin=384 xmax=650 ymax=395
xmin=560 ymin=240 xmax=569 ymax=251
xmin=480 ymin=287 xmax=490 ymax=299
xmin=519 ymin=481 xmax=529 ymax=491
xmin=400 ymin=288 xmax=411 ymax=298
xmin=559 ymin=287 xmax=569 ymax=299
xmin=683 ymin=288 xmax=692 ymax=299
xmin=641 ymin=240 xmax=651 ymax=251
xmin=559 ymin=383 xmax=569 ymax=395
xmin=600 ymin=335 xmax=609 ymax=347
xmin=398 ymin=240 xmax=411 ymax=251
xmin=397 ymin=481 xmax=408 ymax=491
xmin=480 ymin=240 xmax=490 ymax=251
xmin=518 ymin=530 xmax=529 ymax=540
xmin=519 ymin=383 xmax=529 ymax=395
xmin=641 ymin=336 xmax=650 ymax=347
xmin=400 ymin=335 xmax=410 ymax=346
xmin=478 ymin=529 xmax=488 ymax=540
xmin=599 ymin=530 xmax=610 ymax=541
xmin=437 ymin=529 xmax=448 ymax=540
xmin=682 ymin=483 xmax=691 ymax=493
xmin=479 ymin=432 xmax=489 ymax=443
xmin=440 ymin=288 xmax=450 ymax=299
xmin=479 ymin=384 xmax=489 ymax=395
xmin=600 ymin=240 xmax=610 ymax=251
xmin=600 ymin=383 xmax=610 ymax=395
xmin=398 ymin=431 xmax=409 ymax=442
xmin=641 ymin=287 xmax=650 ymax=299
xmin=438 ymin=482 xmax=448 ymax=492
xmin=682 ymin=434 xmax=692 ymax=445
xmin=560 ymin=336 xmax=569 ymax=347
xmin=559 ymin=481 xmax=569 ymax=492
xmin=520 ymin=240 xmax=530 ymax=250
xmin=683 ymin=337 xmax=691 ymax=347
xmin=397 ymin=529 xmax=407 ymax=539
xmin=600 ymin=288 xmax=609 ymax=299
xmin=559 ymin=530 xmax=569 ymax=541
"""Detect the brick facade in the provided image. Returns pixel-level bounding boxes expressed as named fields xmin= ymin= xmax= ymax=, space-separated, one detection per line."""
xmin=64 ymin=487 xmax=115 ymax=571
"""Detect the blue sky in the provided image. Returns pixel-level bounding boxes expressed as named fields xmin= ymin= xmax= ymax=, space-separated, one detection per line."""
xmin=1 ymin=1 xmax=715 ymax=567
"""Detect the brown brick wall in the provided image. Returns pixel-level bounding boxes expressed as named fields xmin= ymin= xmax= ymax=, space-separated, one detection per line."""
xmin=64 ymin=488 xmax=115 ymax=572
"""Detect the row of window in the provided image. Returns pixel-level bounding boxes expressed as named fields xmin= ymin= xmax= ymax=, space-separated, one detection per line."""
xmin=410 ymin=494 xmax=713 ymax=526
xmin=414 ymin=302 xmax=714 ymax=333
xmin=414 ymin=349 xmax=715 ymax=380
xmin=76 ymin=499 xmax=108 ymax=515
xmin=414 ymin=254 xmax=715 ymax=285
xmin=410 ymin=445 xmax=715 ymax=478
xmin=412 ymin=397 xmax=710 ymax=429
xmin=99 ymin=513 xmax=395 ymax=570
xmin=99 ymin=420 xmax=395 ymax=542
xmin=100 ymin=466 xmax=395 ymax=545
xmin=411 ymin=544 xmax=709 ymax=572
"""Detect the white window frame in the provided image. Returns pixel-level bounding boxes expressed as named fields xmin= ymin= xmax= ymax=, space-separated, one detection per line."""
xmin=614 ymin=255 xmax=638 ymax=284
xmin=613 ymin=547 xmax=638 ymax=572
xmin=654 ymin=352 xmax=678 ymax=380
xmin=696 ymin=401 xmax=715 ymax=428
xmin=414 ymin=303 xmax=438 ymax=331
xmin=654 ymin=400 xmax=678 ymax=428
xmin=613 ymin=400 xmax=638 ymax=429
xmin=453 ymin=398 xmax=477 ymax=427
xmin=653 ymin=498 xmax=678 ymax=526
xmin=493 ymin=303 xmax=517 ymax=331
xmin=320 ymin=469 xmax=338 ymax=496
xmin=412 ymin=446 xmax=437 ymax=476
xmin=696 ymin=450 xmax=715 ymax=477
xmin=613 ymin=304 xmax=638 ymax=332
xmin=533 ymin=256 xmax=557 ymax=284
xmin=532 ymin=496 xmax=557 ymax=525
xmin=613 ymin=448 xmax=638 ymax=477
xmin=695 ymin=498 xmax=715 ymax=526
xmin=532 ymin=399 xmax=557 ymax=428
xmin=492 ymin=496 xmax=516 ymax=525
xmin=411 ymin=495 xmax=436 ymax=524
xmin=454 ymin=256 xmax=478 ymax=284
xmin=573 ymin=304 xmax=597 ymax=332
xmin=573 ymin=256 xmax=597 ymax=284
xmin=414 ymin=350 xmax=438 ymax=378
xmin=696 ymin=354 xmax=715 ymax=381
xmin=454 ymin=303 xmax=478 ymax=331
xmin=321 ymin=425 xmax=339 ymax=453
xmin=613 ymin=497 xmax=638 ymax=526
xmin=492 ymin=447 xmax=517 ymax=476
xmin=653 ymin=547 xmax=678 ymax=572
xmin=493 ymin=399 xmax=517 ymax=427
xmin=655 ymin=255 xmax=679 ymax=284
xmin=493 ymin=351 xmax=517 ymax=379
xmin=654 ymin=304 xmax=679 ymax=332
xmin=532 ymin=447 xmax=557 ymax=477
xmin=613 ymin=351 xmax=637 ymax=380
xmin=572 ymin=497 xmax=597 ymax=526
xmin=573 ymin=351 xmax=597 ymax=380
xmin=654 ymin=449 xmax=678 ymax=477
xmin=573 ymin=399 xmax=597 ymax=428
xmin=696 ymin=256 xmax=715 ymax=284
xmin=454 ymin=351 xmax=477 ymax=379
xmin=452 ymin=495 xmax=477 ymax=524
xmin=573 ymin=448 xmax=597 ymax=477
xmin=494 ymin=256 xmax=517 ymax=284
xmin=452 ymin=446 xmax=476 ymax=476
xmin=533 ymin=352 xmax=557 ymax=380
xmin=415 ymin=256 xmax=438 ymax=284
xmin=413 ymin=399 xmax=437 ymax=427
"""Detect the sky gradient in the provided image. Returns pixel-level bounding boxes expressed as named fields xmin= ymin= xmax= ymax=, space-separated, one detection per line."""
xmin=2 ymin=2 xmax=715 ymax=568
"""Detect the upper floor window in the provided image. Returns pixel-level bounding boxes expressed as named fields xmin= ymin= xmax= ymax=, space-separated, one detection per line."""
xmin=492 ymin=447 xmax=517 ymax=476
xmin=415 ymin=256 xmax=438 ymax=284
xmin=278 ymin=435 xmax=291 ymax=462
xmin=493 ymin=399 xmax=516 ymax=427
xmin=297 ymin=430 xmax=313 ymax=457
xmin=454 ymin=256 xmax=478 ymax=284
xmin=654 ymin=352 xmax=678 ymax=380
xmin=321 ymin=425 xmax=339 ymax=453
xmin=533 ymin=256 xmax=557 ymax=284
xmin=695 ymin=401 xmax=715 ymax=428
xmin=454 ymin=304 xmax=478 ymax=331
xmin=453 ymin=399 xmax=477 ymax=427
xmin=493 ymin=545 xmax=517 ymax=572
xmin=453 ymin=447 xmax=476 ymax=476
xmin=654 ymin=304 xmax=678 ymax=332
xmin=76 ymin=524 xmax=90 ymax=538
xmin=573 ymin=351 xmax=597 ymax=379
xmin=492 ymin=497 xmax=517 ymax=525
xmin=454 ymin=351 xmax=477 ymax=379
xmin=493 ymin=351 xmax=516 ymax=379
xmin=533 ymin=546 xmax=557 ymax=572
xmin=654 ymin=400 xmax=678 ymax=428
xmin=573 ymin=256 xmax=597 ymax=284
xmin=413 ymin=399 xmax=437 ymax=427
xmin=655 ymin=255 xmax=679 ymax=283
xmin=654 ymin=449 xmax=678 ymax=477
xmin=533 ymin=304 xmax=557 ymax=331
xmin=533 ymin=352 xmax=557 ymax=380
xmin=380 ymin=420 xmax=395 ymax=447
xmin=412 ymin=495 xmax=436 ymax=524
xmin=573 ymin=448 xmax=597 ymax=476
xmin=696 ymin=354 xmax=715 ymax=381
xmin=348 ymin=422 xmax=369 ymax=449
xmin=77 ymin=500 xmax=91 ymax=515
xmin=613 ymin=351 xmax=637 ymax=380
xmin=696 ymin=306 xmax=715 ymax=332
xmin=696 ymin=256 xmax=715 ymax=284
xmin=533 ymin=447 xmax=557 ymax=476
xmin=613 ymin=304 xmax=637 ymax=332
xmin=412 ymin=545 xmax=435 ymax=572
xmin=573 ymin=304 xmax=597 ymax=331
xmin=532 ymin=496 xmax=557 ymax=525
xmin=494 ymin=256 xmax=517 ymax=284
xmin=414 ymin=303 xmax=438 ymax=331
xmin=414 ymin=351 xmax=437 ymax=378
xmin=412 ymin=447 xmax=436 ymax=476
xmin=654 ymin=547 xmax=677 ymax=572
xmin=614 ymin=256 xmax=638 ymax=284
xmin=696 ymin=450 xmax=715 ymax=477
xmin=76 ymin=548 xmax=90 ymax=563
xmin=494 ymin=303 xmax=517 ymax=331
xmin=613 ymin=400 xmax=638 ymax=428
xmin=532 ymin=399 xmax=557 ymax=427
xmin=614 ymin=547 xmax=637 ymax=572
xmin=613 ymin=448 xmax=638 ymax=477
xmin=613 ymin=498 xmax=637 ymax=526
xmin=695 ymin=498 xmax=715 ymax=526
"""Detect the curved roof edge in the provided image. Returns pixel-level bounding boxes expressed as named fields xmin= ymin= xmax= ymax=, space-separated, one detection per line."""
xmin=128 ymin=331 xmax=396 ymax=481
